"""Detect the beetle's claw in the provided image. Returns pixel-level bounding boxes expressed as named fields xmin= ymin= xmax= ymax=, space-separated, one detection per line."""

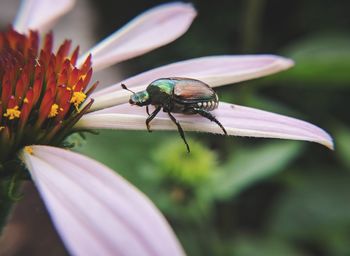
xmin=146 ymin=125 xmax=152 ymax=133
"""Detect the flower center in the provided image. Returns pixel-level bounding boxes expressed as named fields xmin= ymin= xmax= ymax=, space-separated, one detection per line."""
xmin=0 ymin=27 xmax=97 ymax=166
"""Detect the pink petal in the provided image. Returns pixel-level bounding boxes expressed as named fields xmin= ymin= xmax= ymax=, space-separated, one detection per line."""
xmin=90 ymin=55 xmax=293 ymax=111
xmin=14 ymin=0 xmax=75 ymax=33
xmin=78 ymin=2 xmax=196 ymax=71
xmin=20 ymin=146 xmax=184 ymax=256
xmin=77 ymin=102 xmax=333 ymax=149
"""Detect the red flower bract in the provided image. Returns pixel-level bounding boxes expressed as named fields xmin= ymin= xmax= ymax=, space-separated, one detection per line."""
xmin=0 ymin=27 xmax=97 ymax=164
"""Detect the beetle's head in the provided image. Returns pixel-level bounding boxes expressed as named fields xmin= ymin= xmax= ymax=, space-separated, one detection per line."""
xmin=129 ymin=91 xmax=150 ymax=106
xmin=121 ymin=83 xmax=151 ymax=106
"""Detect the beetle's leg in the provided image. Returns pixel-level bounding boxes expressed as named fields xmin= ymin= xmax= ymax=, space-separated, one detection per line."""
xmin=146 ymin=106 xmax=161 ymax=132
xmin=167 ymin=111 xmax=190 ymax=153
xmin=194 ymin=108 xmax=227 ymax=135
xmin=146 ymin=105 xmax=150 ymax=116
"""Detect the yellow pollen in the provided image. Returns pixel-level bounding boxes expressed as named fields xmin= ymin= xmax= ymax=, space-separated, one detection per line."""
xmin=70 ymin=91 xmax=86 ymax=111
xmin=24 ymin=146 xmax=34 ymax=155
xmin=3 ymin=106 xmax=21 ymax=120
xmin=48 ymin=103 xmax=59 ymax=118
xmin=23 ymin=97 xmax=29 ymax=103
xmin=0 ymin=126 xmax=4 ymax=131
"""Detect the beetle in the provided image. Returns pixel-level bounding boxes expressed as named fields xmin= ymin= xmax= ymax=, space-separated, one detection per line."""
xmin=122 ymin=77 xmax=227 ymax=152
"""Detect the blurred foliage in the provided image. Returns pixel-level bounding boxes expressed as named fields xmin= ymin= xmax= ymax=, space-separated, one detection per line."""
xmin=281 ymin=34 xmax=350 ymax=85
xmin=151 ymin=138 xmax=217 ymax=186
xmin=213 ymin=141 xmax=303 ymax=200
xmin=81 ymin=0 xmax=349 ymax=255
xmin=334 ymin=125 xmax=350 ymax=170
xmin=269 ymin=170 xmax=350 ymax=256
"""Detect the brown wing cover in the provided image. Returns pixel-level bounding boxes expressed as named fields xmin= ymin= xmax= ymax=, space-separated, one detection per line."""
xmin=173 ymin=78 xmax=214 ymax=100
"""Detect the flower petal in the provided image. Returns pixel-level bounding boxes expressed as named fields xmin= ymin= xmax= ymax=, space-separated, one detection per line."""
xmin=14 ymin=0 xmax=76 ymax=33
xmin=90 ymin=55 xmax=293 ymax=111
xmin=78 ymin=2 xmax=196 ymax=71
xmin=76 ymin=102 xmax=333 ymax=150
xmin=20 ymin=146 xmax=184 ymax=256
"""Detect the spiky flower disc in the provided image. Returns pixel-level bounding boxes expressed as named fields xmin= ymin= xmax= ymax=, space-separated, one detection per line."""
xmin=0 ymin=27 xmax=97 ymax=165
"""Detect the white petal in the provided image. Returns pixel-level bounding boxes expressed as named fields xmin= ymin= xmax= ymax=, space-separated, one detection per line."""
xmin=20 ymin=146 xmax=184 ymax=256
xmin=76 ymin=102 xmax=333 ymax=150
xmin=90 ymin=55 xmax=293 ymax=111
xmin=14 ymin=0 xmax=75 ymax=34
xmin=78 ymin=2 xmax=196 ymax=71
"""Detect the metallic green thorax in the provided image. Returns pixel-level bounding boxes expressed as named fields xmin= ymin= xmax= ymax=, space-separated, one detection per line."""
xmin=146 ymin=79 xmax=176 ymax=106
xmin=149 ymin=79 xmax=175 ymax=95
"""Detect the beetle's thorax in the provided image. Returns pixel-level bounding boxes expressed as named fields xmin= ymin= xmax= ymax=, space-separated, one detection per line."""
xmin=146 ymin=81 xmax=175 ymax=106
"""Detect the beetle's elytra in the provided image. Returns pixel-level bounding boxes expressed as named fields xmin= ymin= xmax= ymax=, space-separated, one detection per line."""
xmin=122 ymin=77 xmax=227 ymax=152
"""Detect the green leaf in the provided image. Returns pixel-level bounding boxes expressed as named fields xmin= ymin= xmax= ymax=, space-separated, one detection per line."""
xmin=279 ymin=33 xmax=350 ymax=86
xmin=73 ymin=130 xmax=170 ymax=187
xmin=268 ymin=170 xmax=350 ymax=256
xmin=213 ymin=141 xmax=303 ymax=200
xmin=226 ymin=236 xmax=306 ymax=256
xmin=334 ymin=125 xmax=350 ymax=170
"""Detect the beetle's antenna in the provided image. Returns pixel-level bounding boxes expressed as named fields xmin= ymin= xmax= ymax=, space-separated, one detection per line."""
xmin=121 ymin=83 xmax=135 ymax=94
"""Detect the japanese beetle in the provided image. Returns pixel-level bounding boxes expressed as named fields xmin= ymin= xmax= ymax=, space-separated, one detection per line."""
xmin=122 ymin=77 xmax=227 ymax=152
